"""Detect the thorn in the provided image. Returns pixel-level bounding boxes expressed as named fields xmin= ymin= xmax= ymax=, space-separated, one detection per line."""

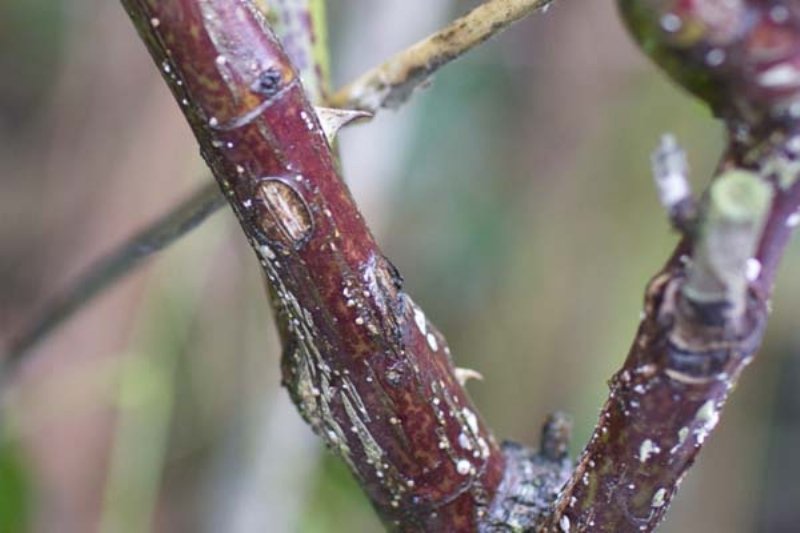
xmin=455 ymin=367 xmax=484 ymax=386
xmin=314 ymin=106 xmax=371 ymax=144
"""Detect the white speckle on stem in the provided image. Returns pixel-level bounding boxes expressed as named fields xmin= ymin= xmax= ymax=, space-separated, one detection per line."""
xmin=705 ymin=48 xmax=726 ymax=67
xmin=639 ymin=439 xmax=661 ymax=462
xmin=652 ymin=488 xmax=668 ymax=508
xmin=660 ymin=13 xmax=682 ymax=32
xmin=758 ymin=63 xmax=800 ymax=89
xmin=258 ymin=244 xmax=275 ymax=260
xmin=746 ymin=258 xmax=762 ymax=282
xmin=413 ymin=306 xmax=427 ymax=335
xmin=770 ymin=5 xmax=790 ymax=23
xmin=694 ymin=400 xmax=720 ymax=445
xmin=426 ymin=332 xmax=439 ymax=351
xmin=456 ymin=459 xmax=471 ymax=475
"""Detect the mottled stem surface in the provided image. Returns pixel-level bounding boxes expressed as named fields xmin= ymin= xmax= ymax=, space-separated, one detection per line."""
xmin=119 ymin=1 xmax=508 ymax=529
xmin=543 ymin=1 xmax=800 ymax=530
xmin=114 ymin=1 xmax=800 ymax=531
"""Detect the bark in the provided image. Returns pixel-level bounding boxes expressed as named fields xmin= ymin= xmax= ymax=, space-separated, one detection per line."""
xmin=543 ymin=1 xmax=800 ymax=530
xmin=115 ymin=0 xmax=800 ymax=531
xmin=118 ymin=1 xmax=520 ymax=529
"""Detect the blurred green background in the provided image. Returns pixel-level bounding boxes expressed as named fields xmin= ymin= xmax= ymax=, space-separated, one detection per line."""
xmin=1 ymin=1 xmax=799 ymax=532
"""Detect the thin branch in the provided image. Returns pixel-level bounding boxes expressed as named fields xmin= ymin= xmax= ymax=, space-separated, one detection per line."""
xmin=4 ymin=181 xmax=225 ymax=369
xmin=4 ymin=0 xmax=550 ymax=370
xmin=329 ymin=0 xmax=554 ymax=113
xmin=2 ymin=0 xmax=330 ymax=369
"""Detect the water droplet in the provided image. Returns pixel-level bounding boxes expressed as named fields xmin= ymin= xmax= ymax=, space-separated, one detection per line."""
xmin=746 ymin=258 xmax=761 ymax=281
xmin=456 ymin=459 xmax=471 ymax=475
xmin=770 ymin=5 xmax=790 ymax=23
xmin=660 ymin=13 xmax=682 ymax=33
xmin=705 ymin=48 xmax=726 ymax=67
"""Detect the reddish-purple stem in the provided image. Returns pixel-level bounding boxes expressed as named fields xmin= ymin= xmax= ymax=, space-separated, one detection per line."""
xmin=119 ymin=1 xmax=506 ymax=529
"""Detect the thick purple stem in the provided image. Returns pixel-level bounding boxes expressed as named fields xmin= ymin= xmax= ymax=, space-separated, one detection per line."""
xmin=119 ymin=1 xmax=505 ymax=529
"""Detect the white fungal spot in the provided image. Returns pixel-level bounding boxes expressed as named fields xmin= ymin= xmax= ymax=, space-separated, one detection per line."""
xmin=258 ymin=244 xmax=275 ymax=260
xmin=559 ymin=514 xmax=571 ymax=532
xmin=413 ymin=306 xmax=427 ymax=335
xmin=462 ymin=408 xmax=479 ymax=435
xmin=770 ymin=5 xmax=790 ymax=23
xmin=705 ymin=48 xmax=726 ymax=67
xmin=758 ymin=64 xmax=800 ymax=89
xmin=660 ymin=13 xmax=682 ymax=32
xmin=426 ymin=332 xmax=439 ymax=351
xmin=150 ymin=17 xmax=160 ymax=27
xmin=746 ymin=258 xmax=762 ymax=282
xmin=209 ymin=116 xmax=219 ymax=127
xmin=456 ymin=459 xmax=472 ymax=475
xmin=787 ymin=136 xmax=800 ymax=155
xmin=478 ymin=437 xmax=490 ymax=459
xmin=300 ymin=110 xmax=315 ymax=131
xmin=652 ymin=488 xmax=667 ymax=508
xmin=215 ymin=55 xmax=227 ymax=66
xmin=694 ymin=400 xmax=720 ymax=445
xmin=671 ymin=426 xmax=690 ymax=454
xmin=639 ymin=439 xmax=661 ymax=462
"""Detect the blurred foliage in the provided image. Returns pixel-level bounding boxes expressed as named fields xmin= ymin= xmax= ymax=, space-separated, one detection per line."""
xmin=2 ymin=1 xmax=800 ymax=532
xmin=0 ymin=0 xmax=64 ymax=132
xmin=0 ymin=437 xmax=31 ymax=532
xmin=300 ymin=452 xmax=381 ymax=533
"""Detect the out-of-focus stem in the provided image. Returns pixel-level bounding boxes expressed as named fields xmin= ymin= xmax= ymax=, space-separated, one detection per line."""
xmin=330 ymin=0 xmax=554 ymax=113
xmin=4 ymin=182 xmax=225 ymax=369
xmin=3 ymin=0 xmax=331 ymax=370
xmin=259 ymin=0 xmax=330 ymax=102
xmin=5 ymin=0 xmax=545 ymax=368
